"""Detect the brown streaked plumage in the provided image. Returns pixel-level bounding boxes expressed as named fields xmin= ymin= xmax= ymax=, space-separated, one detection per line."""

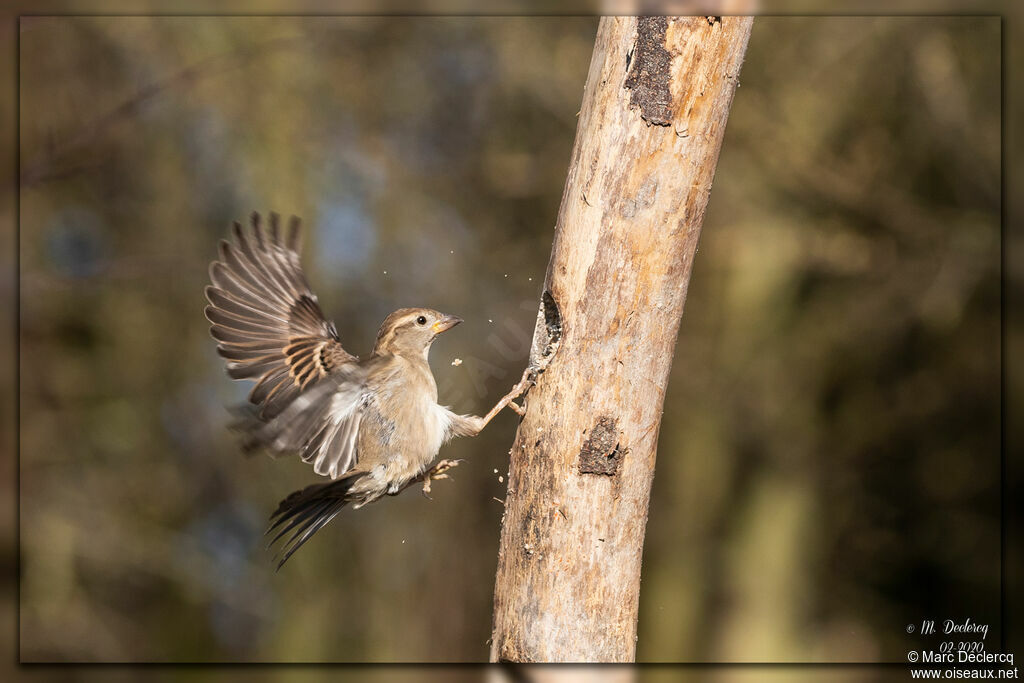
xmin=205 ymin=212 xmax=531 ymax=568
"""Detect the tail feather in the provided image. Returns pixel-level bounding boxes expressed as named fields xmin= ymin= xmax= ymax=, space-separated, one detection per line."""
xmin=267 ymin=496 xmax=334 ymax=548
xmin=267 ymin=473 xmax=363 ymax=569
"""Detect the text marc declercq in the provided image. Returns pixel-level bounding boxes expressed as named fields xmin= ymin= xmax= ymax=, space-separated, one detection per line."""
xmin=921 ymin=651 xmax=1014 ymax=665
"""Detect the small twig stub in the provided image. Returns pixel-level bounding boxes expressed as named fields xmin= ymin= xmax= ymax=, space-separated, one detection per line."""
xmin=578 ymin=416 xmax=623 ymax=475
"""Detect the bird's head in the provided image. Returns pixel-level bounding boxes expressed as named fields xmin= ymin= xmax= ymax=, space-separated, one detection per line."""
xmin=373 ymin=307 xmax=462 ymax=359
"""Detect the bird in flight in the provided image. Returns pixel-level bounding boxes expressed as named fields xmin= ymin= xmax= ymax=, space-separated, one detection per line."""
xmin=205 ymin=212 xmax=532 ymax=568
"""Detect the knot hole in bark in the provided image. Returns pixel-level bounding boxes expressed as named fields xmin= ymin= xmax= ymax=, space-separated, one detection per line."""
xmin=529 ymin=289 xmax=562 ymax=373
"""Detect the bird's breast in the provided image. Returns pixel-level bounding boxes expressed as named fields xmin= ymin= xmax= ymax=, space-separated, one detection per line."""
xmin=362 ymin=365 xmax=449 ymax=477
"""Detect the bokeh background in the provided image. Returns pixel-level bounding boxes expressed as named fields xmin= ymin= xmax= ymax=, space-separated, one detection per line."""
xmin=16 ymin=16 xmax=1001 ymax=664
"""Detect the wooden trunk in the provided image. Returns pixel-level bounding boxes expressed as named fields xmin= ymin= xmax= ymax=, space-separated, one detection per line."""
xmin=489 ymin=15 xmax=754 ymax=663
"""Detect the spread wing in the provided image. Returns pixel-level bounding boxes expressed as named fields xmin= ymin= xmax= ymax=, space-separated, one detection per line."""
xmin=205 ymin=212 xmax=364 ymax=479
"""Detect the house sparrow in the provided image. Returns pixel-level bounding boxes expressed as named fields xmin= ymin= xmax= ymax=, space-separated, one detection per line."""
xmin=205 ymin=212 xmax=531 ymax=568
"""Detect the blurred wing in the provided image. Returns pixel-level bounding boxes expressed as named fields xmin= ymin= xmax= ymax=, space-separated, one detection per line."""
xmin=234 ymin=377 xmax=369 ymax=480
xmin=205 ymin=211 xmax=357 ymax=420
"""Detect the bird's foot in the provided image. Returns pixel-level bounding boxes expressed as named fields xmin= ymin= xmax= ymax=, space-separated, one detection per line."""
xmin=421 ymin=458 xmax=464 ymax=498
xmin=508 ymin=400 xmax=526 ymax=416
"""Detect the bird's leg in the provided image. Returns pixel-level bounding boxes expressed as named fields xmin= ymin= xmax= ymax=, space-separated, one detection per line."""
xmin=477 ymin=367 xmax=535 ymax=430
xmin=444 ymin=367 xmax=536 ymax=439
xmin=420 ymin=458 xmax=464 ymax=498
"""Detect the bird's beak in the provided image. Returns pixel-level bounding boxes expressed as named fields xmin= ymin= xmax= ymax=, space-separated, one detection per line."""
xmin=431 ymin=314 xmax=463 ymax=334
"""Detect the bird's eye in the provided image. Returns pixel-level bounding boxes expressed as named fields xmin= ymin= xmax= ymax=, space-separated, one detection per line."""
xmin=416 ymin=316 xmax=427 ymax=326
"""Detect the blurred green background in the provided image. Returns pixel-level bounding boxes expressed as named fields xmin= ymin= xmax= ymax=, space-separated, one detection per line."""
xmin=17 ymin=16 xmax=1000 ymax=663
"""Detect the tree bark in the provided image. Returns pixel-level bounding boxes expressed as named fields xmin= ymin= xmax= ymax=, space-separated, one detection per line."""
xmin=489 ymin=16 xmax=753 ymax=663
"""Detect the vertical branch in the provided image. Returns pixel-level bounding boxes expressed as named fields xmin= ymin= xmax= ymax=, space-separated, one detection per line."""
xmin=489 ymin=16 xmax=753 ymax=662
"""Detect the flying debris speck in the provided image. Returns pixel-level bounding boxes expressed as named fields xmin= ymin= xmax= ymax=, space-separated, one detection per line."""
xmin=451 ymin=358 xmax=463 ymax=366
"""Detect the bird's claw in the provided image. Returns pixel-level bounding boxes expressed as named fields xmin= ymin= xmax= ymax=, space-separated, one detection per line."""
xmin=508 ymin=401 xmax=526 ymax=416
xmin=434 ymin=458 xmax=464 ymax=475
xmin=421 ymin=459 xmax=464 ymax=498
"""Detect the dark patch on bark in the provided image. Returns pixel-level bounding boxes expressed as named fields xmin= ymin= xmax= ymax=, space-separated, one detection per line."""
xmin=624 ymin=16 xmax=673 ymax=126
xmin=578 ymin=416 xmax=623 ymax=475
xmin=707 ymin=16 xmax=721 ymax=24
